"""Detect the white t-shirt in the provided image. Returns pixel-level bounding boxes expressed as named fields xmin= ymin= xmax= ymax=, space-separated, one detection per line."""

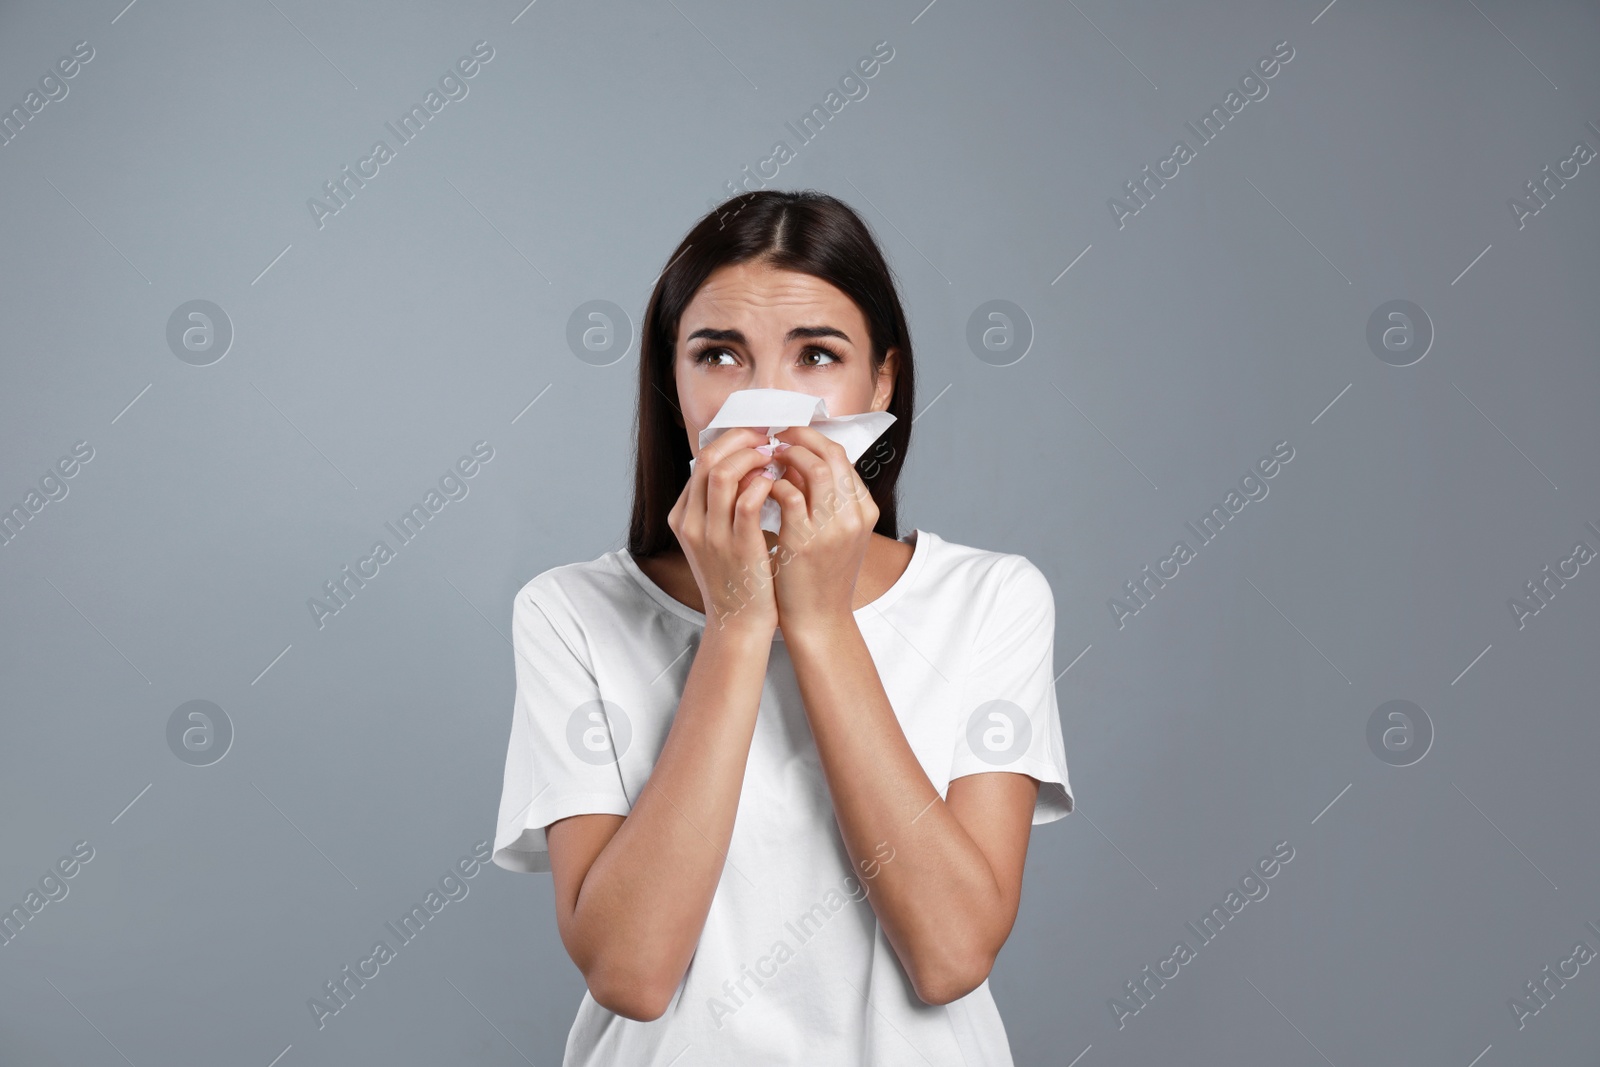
xmin=492 ymin=528 xmax=1074 ymax=1066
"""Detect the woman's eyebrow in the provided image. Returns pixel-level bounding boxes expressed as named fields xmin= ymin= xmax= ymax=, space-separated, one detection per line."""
xmin=685 ymin=325 xmax=852 ymax=344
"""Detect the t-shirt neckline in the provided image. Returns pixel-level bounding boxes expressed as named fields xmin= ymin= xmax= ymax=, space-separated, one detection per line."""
xmin=617 ymin=528 xmax=932 ymax=632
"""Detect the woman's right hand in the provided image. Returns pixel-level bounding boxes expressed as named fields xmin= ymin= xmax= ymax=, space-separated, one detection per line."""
xmin=667 ymin=426 xmax=781 ymax=635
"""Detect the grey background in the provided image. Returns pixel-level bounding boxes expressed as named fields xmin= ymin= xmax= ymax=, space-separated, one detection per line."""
xmin=1 ymin=0 xmax=1597 ymax=1064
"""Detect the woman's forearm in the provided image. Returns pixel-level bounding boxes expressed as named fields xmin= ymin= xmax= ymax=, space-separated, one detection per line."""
xmin=784 ymin=617 xmax=1011 ymax=1004
xmin=567 ymin=622 xmax=773 ymax=1014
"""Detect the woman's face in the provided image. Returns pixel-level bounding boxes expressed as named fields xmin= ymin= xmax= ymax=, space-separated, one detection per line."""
xmin=673 ymin=260 xmax=897 ymax=459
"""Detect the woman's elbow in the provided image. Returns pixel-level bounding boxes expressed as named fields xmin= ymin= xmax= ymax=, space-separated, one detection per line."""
xmin=911 ymin=952 xmax=994 ymax=1006
xmin=585 ymin=963 xmax=680 ymax=1022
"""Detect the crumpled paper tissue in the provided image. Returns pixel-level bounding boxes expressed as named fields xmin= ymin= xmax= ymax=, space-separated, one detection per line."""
xmin=686 ymin=388 xmax=896 ymax=534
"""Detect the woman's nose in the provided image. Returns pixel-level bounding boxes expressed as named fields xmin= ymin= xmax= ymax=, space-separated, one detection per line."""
xmin=749 ymin=360 xmax=786 ymax=391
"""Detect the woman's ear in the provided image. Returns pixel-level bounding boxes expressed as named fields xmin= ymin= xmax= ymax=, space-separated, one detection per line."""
xmin=871 ymin=348 xmax=898 ymax=411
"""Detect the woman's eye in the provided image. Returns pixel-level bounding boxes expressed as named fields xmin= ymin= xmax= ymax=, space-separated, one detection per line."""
xmin=694 ymin=347 xmax=736 ymax=366
xmin=801 ymin=346 xmax=841 ymax=366
xmin=693 ymin=345 xmax=840 ymax=366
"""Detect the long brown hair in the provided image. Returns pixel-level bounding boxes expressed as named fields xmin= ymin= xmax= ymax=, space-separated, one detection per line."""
xmin=627 ymin=189 xmax=917 ymax=559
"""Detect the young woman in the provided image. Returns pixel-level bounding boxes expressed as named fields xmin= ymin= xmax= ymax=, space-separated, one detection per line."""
xmin=492 ymin=189 xmax=1074 ymax=1066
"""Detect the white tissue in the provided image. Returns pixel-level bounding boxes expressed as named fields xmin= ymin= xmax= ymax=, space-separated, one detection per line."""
xmin=686 ymin=388 xmax=897 ymax=534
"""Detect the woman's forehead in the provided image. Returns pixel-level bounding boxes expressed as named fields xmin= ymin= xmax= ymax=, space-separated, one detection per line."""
xmin=681 ymin=266 xmax=861 ymax=332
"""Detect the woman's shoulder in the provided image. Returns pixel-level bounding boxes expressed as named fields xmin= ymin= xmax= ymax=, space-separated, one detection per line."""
xmin=511 ymin=544 xmax=637 ymax=620
xmin=914 ymin=529 xmax=1053 ymax=600
xmin=914 ymin=532 xmax=1057 ymax=646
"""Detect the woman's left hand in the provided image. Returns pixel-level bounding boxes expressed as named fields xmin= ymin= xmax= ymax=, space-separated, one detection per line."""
xmin=765 ymin=425 xmax=879 ymax=634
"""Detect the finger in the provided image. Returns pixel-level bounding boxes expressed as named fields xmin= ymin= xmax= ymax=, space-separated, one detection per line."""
xmin=736 ymin=463 xmax=768 ymax=496
xmin=771 ymin=442 xmax=840 ymax=523
xmin=775 ymin=424 xmax=853 ymax=485
xmin=731 ymin=469 xmax=777 ymax=545
xmin=687 ymin=427 xmax=768 ymax=534
xmin=706 ymin=434 xmax=782 ymax=539
xmin=813 ymin=437 xmax=865 ymax=527
xmin=847 ymin=464 xmax=877 ymax=514
xmin=843 ymin=465 xmax=878 ymax=531
xmin=768 ymin=477 xmax=811 ymax=542
xmin=774 ymin=427 xmax=853 ymax=514
xmin=668 ymin=471 xmax=689 ymax=532
xmin=774 ymin=424 xmax=845 ymax=460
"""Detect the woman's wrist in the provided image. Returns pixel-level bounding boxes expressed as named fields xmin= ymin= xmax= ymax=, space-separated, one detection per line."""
xmin=777 ymin=610 xmax=859 ymax=652
xmin=702 ymin=610 xmax=778 ymax=646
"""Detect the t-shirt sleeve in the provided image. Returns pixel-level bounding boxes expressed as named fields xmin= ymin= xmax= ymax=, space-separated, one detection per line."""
xmin=491 ymin=582 xmax=634 ymax=873
xmin=949 ymin=555 xmax=1075 ymax=824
